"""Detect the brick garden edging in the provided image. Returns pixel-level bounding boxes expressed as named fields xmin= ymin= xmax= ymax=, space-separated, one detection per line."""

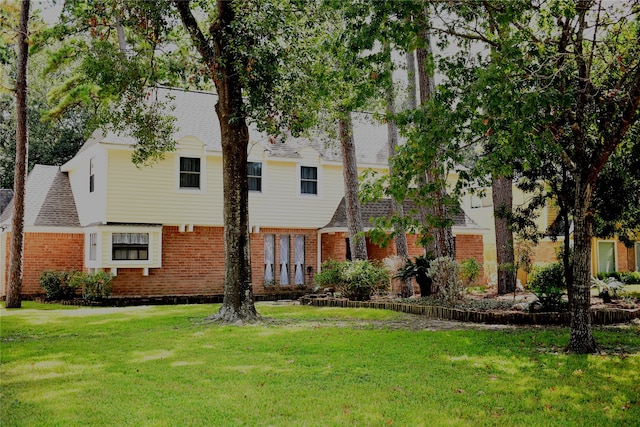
xmin=299 ymin=296 xmax=640 ymax=326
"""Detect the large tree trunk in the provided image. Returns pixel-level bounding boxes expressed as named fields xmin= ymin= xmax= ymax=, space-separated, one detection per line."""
xmin=339 ymin=112 xmax=367 ymax=261
xmin=568 ymin=178 xmax=598 ymax=353
xmin=180 ymin=0 xmax=257 ymax=322
xmin=492 ymin=175 xmax=516 ymax=294
xmin=385 ymin=45 xmax=411 ymax=297
xmin=6 ymin=0 xmax=30 ymax=309
xmin=416 ymin=13 xmax=454 ymax=260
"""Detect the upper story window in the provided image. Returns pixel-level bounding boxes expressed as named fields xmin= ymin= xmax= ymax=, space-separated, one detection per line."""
xmin=179 ymin=157 xmax=201 ymax=189
xmin=470 ymin=190 xmax=492 ymax=208
xmin=112 ymin=233 xmax=149 ymax=261
xmin=300 ymin=166 xmax=318 ymax=195
xmin=89 ymin=158 xmax=95 ymax=193
xmin=248 ymin=162 xmax=262 ymax=192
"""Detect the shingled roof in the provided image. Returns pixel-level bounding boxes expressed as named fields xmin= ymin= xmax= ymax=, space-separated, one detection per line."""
xmin=322 ymin=197 xmax=483 ymax=231
xmin=85 ymin=87 xmax=389 ymax=166
xmin=0 ymin=189 xmax=12 ymax=217
xmin=0 ymin=165 xmax=80 ymax=228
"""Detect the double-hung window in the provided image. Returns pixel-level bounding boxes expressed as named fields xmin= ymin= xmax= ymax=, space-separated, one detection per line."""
xmin=248 ymin=162 xmax=262 ymax=192
xmin=112 ymin=233 xmax=149 ymax=261
xmin=300 ymin=166 xmax=318 ymax=195
xmin=179 ymin=157 xmax=201 ymax=189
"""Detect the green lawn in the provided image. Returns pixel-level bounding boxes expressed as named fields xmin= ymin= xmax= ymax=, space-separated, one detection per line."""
xmin=1 ymin=302 xmax=639 ymax=426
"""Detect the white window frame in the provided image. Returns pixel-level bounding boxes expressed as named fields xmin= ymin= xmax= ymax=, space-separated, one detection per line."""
xmin=298 ymin=164 xmax=320 ymax=197
xmin=89 ymin=157 xmax=95 ymax=193
xmin=176 ymin=155 xmax=206 ymax=193
xmin=596 ymin=240 xmax=617 ymax=274
xmin=111 ymin=233 xmax=150 ymax=262
xmin=248 ymin=161 xmax=263 ymax=193
xmin=470 ymin=188 xmax=492 ymax=209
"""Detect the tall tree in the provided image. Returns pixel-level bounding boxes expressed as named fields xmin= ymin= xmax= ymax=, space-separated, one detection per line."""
xmin=46 ymin=0 xmax=313 ymax=322
xmin=433 ymin=0 xmax=640 ymax=352
xmin=415 ymin=6 xmax=455 ymax=259
xmin=5 ymin=0 xmax=30 ymax=308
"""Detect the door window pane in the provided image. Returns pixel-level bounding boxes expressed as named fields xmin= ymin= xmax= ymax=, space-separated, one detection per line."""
xmin=597 ymin=241 xmax=615 ymax=273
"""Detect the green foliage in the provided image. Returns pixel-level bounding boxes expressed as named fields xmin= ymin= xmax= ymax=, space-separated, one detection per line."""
xmin=591 ymin=276 xmax=626 ymax=302
xmin=315 ymin=260 xmax=389 ymax=301
xmin=527 ymin=263 xmax=567 ymax=312
xmin=69 ymin=271 xmax=114 ymax=301
xmin=427 ymin=256 xmax=463 ymax=305
xmin=460 ymin=258 xmax=481 ymax=287
xmin=39 ymin=270 xmax=79 ymax=300
xmin=597 ymin=271 xmax=640 ymax=285
xmin=394 ymin=255 xmax=433 ymax=297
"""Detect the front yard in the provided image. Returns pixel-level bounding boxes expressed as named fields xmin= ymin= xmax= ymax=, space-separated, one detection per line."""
xmin=1 ymin=302 xmax=639 ymax=426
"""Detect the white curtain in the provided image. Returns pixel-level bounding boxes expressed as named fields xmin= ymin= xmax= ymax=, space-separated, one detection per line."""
xmin=264 ymin=234 xmax=274 ymax=284
xmin=294 ymin=235 xmax=305 ymax=285
xmin=280 ymin=235 xmax=289 ymax=285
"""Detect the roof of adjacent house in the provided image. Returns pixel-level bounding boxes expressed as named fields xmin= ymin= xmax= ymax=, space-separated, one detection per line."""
xmin=0 ymin=165 xmax=80 ymax=228
xmin=0 ymin=189 xmax=13 ymax=217
xmin=322 ymin=197 xmax=485 ymax=231
xmin=76 ymin=87 xmax=390 ymax=166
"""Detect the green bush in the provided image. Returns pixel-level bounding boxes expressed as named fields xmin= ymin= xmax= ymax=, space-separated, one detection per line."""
xmin=39 ymin=270 xmax=79 ymax=300
xmin=315 ymin=260 xmax=389 ymax=301
xmin=460 ymin=258 xmax=481 ymax=287
xmin=70 ymin=271 xmax=114 ymax=301
xmin=394 ymin=255 xmax=433 ymax=297
xmin=527 ymin=263 xmax=567 ymax=312
xmin=597 ymin=271 xmax=640 ymax=284
xmin=428 ymin=257 xmax=463 ymax=305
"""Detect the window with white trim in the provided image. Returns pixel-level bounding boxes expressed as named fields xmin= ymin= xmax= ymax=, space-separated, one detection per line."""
xmin=279 ymin=235 xmax=290 ymax=285
xmin=294 ymin=235 xmax=305 ymax=285
xmin=635 ymin=243 xmax=640 ymax=272
xmin=179 ymin=157 xmax=201 ymax=189
xmin=112 ymin=233 xmax=149 ymax=261
xmin=300 ymin=166 xmax=317 ymax=195
xmin=597 ymin=241 xmax=616 ymax=273
xmin=89 ymin=158 xmax=95 ymax=193
xmin=264 ymin=234 xmax=275 ymax=285
xmin=89 ymin=233 xmax=97 ymax=261
xmin=248 ymin=162 xmax=262 ymax=192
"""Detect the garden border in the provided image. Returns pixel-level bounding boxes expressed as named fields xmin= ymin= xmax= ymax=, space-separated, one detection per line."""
xmin=299 ymin=296 xmax=640 ymax=325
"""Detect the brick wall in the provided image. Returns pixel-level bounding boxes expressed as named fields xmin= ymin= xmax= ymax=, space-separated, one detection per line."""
xmin=2 ymin=232 xmax=84 ymax=296
xmin=111 ymin=226 xmax=318 ymax=297
xmin=251 ymin=227 xmax=318 ymax=294
xmin=320 ymin=231 xmax=486 ymax=285
xmin=110 ymin=226 xmax=225 ymax=296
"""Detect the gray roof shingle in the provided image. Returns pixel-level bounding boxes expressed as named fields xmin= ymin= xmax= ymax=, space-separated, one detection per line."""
xmin=0 ymin=165 xmax=79 ymax=228
xmin=0 ymin=189 xmax=13 ymax=217
xmin=323 ymin=197 xmax=481 ymax=230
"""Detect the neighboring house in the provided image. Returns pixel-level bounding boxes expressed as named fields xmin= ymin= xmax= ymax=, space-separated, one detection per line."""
xmin=460 ymin=182 xmax=639 ymax=284
xmin=0 ymin=87 xmax=487 ymax=299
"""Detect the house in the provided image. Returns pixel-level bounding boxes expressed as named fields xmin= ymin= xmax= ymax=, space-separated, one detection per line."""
xmin=0 ymin=87 xmax=488 ymax=299
xmin=459 ymin=182 xmax=640 ymax=283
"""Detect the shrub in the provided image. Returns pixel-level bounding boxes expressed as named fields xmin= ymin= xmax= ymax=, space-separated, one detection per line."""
xmin=70 ymin=271 xmax=114 ymax=301
xmin=428 ymin=257 xmax=463 ymax=305
xmin=597 ymin=271 xmax=640 ymax=284
xmin=315 ymin=260 xmax=389 ymax=301
xmin=395 ymin=255 xmax=434 ymax=297
xmin=460 ymin=258 xmax=481 ymax=287
xmin=39 ymin=270 xmax=79 ymax=300
xmin=527 ymin=263 xmax=567 ymax=312
xmin=591 ymin=276 xmax=626 ymax=302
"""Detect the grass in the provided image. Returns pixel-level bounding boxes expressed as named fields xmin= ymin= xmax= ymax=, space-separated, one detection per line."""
xmin=1 ymin=303 xmax=639 ymax=426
